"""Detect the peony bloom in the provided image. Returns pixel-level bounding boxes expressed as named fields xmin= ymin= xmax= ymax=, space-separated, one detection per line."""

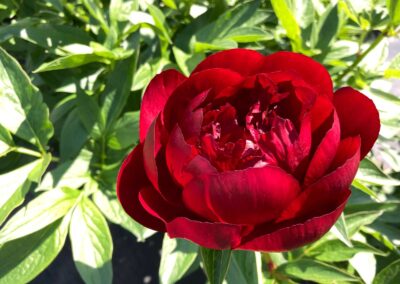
xmin=117 ymin=49 xmax=380 ymax=251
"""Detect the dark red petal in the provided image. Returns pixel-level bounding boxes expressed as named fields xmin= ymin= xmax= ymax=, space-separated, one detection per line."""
xmin=165 ymin=125 xmax=196 ymax=185
xmin=258 ymin=52 xmax=333 ymax=99
xmin=182 ymin=177 xmax=219 ymax=221
xmin=206 ymin=167 xmax=301 ymax=225
xmin=163 ymin=68 xmax=243 ymax=130
xmin=278 ymin=136 xmax=360 ymax=223
xmin=140 ymin=69 xmax=186 ymax=142
xmin=192 ymin=48 xmax=264 ymax=76
xmin=143 ymin=117 xmax=162 ymax=191
xmin=117 ymin=144 xmax=165 ymax=231
xmin=334 ymin=87 xmax=380 ymax=159
xmin=166 ymin=217 xmax=243 ymax=250
xmin=304 ymin=111 xmax=340 ymax=186
xmin=237 ymin=195 xmax=348 ymax=252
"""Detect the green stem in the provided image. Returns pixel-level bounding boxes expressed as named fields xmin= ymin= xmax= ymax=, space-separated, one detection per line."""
xmin=200 ymin=247 xmax=232 ymax=284
xmin=13 ymin=147 xmax=59 ymax=162
xmin=335 ymin=27 xmax=390 ymax=83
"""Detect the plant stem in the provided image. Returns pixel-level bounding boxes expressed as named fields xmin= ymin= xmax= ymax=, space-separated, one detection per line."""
xmin=13 ymin=147 xmax=59 ymax=162
xmin=335 ymin=27 xmax=390 ymax=83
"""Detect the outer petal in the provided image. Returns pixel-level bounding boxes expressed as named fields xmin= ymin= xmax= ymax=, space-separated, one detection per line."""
xmin=237 ymin=196 xmax=348 ymax=252
xmin=192 ymin=48 xmax=264 ymax=76
xmin=258 ymin=51 xmax=333 ymax=99
xmin=334 ymin=87 xmax=380 ymax=159
xmin=206 ymin=167 xmax=301 ymax=225
xmin=167 ymin=217 xmax=243 ymax=250
xmin=278 ymin=136 xmax=361 ymax=223
xmin=140 ymin=69 xmax=186 ymax=142
xmin=304 ymin=110 xmax=340 ymax=186
xmin=117 ymin=144 xmax=165 ymax=231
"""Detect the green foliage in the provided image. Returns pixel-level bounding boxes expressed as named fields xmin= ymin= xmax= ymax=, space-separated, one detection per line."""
xmin=0 ymin=0 xmax=399 ymax=283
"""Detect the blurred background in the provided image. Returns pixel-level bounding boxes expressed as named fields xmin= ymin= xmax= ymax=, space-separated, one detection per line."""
xmin=0 ymin=0 xmax=399 ymax=283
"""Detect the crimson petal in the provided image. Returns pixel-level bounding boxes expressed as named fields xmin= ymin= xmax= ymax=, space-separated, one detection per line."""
xmin=206 ymin=167 xmax=301 ymax=225
xmin=258 ymin=52 xmax=333 ymax=99
xmin=140 ymin=69 xmax=186 ymax=142
xmin=167 ymin=217 xmax=243 ymax=250
xmin=192 ymin=48 xmax=264 ymax=76
xmin=334 ymin=87 xmax=380 ymax=159
xmin=117 ymin=144 xmax=165 ymax=231
xmin=237 ymin=196 xmax=348 ymax=252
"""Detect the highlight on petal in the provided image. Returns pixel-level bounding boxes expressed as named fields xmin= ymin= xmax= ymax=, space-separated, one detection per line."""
xmin=205 ymin=167 xmax=301 ymax=225
xmin=192 ymin=48 xmax=264 ymax=76
xmin=258 ymin=51 xmax=333 ymax=99
xmin=140 ymin=69 xmax=186 ymax=142
xmin=117 ymin=144 xmax=165 ymax=231
xmin=166 ymin=217 xmax=243 ymax=250
xmin=334 ymin=87 xmax=380 ymax=159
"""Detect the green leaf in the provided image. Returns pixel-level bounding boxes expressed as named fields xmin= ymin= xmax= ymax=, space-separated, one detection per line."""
xmin=101 ymin=36 xmax=139 ymax=133
xmin=162 ymin=0 xmax=177 ymax=10
xmin=387 ymin=0 xmax=400 ymax=26
xmin=276 ymin=260 xmax=359 ymax=283
xmin=311 ymin=4 xmax=339 ymax=51
xmin=107 ymin=111 xmax=139 ymax=150
xmin=226 ymin=251 xmax=262 ymax=284
xmin=352 ymin=179 xmax=379 ymax=199
xmin=200 ymin=248 xmax=232 ymax=284
xmin=0 ymin=187 xmax=80 ymax=244
xmin=34 ymin=54 xmax=109 ymax=73
xmin=159 ymin=235 xmax=198 ymax=284
xmin=225 ymin=27 xmax=273 ymax=43
xmin=0 ymin=47 xmax=53 ymax=151
xmin=82 ymin=0 xmax=109 ymax=33
xmin=374 ymin=259 xmax=400 ymax=284
xmin=306 ymin=240 xmax=386 ymax=262
xmin=0 ymin=155 xmax=50 ymax=225
xmin=270 ymin=0 xmax=302 ymax=51
xmin=0 ymin=217 xmax=69 ymax=284
xmin=350 ymin=252 xmax=377 ymax=284
xmin=0 ymin=124 xmax=13 ymax=157
xmin=60 ymin=108 xmax=89 ymax=160
xmin=76 ymin=88 xmax=101 ymax=138
xmin=346 ymin=211 xmax=383 ymax=237
xmin=147 ymin=4 xmax=172 ymax=43
xmin=194 ymin=1 xmax=259 ymax=46
xmin=385 ymin=54 xmax=400 ymax=79
xmin=172 ymin=47 xmax=204 ymax=76
xmin=331 ymin=213 xmax=352 ymax=247
xmin=39 ymin=149 xmax=92 ymax=191
xmin=356 ymin=158 xmax=400 ymax=186
xmin=92 ymin=190 xmax=155 ymax=241
xmin=69 ymin=197 xmax=113 ymax=284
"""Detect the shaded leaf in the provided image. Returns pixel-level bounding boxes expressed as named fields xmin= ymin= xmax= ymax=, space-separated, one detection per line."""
xmin=200 ymin=248 xmax=232 ymax=284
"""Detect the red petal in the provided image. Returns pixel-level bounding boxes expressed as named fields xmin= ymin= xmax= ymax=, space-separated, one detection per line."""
xmin=117 ymin=144 xmax=165 ymax=231
xmin=165 ymin=125 xmax=196 ymax=185
xmin=206 ymin=167 xmax=301 ymax=225
xmin=237 ymin=196 xmax=348 ymax=252
xmin=140 ymin=69 xmax=186 ymax=142
xmin=304 ymin=110 xmax=340 ymax=186
xmin=258 ymin=52 xmax=333 ymax=99
xmin=143 ymin=117 xmax=162 ymax=191
xmin=166 ymin=217 xmax=243 ymax=250
xmin=278 ymin=136 xmax=360 ymax=223
xmin=192 ymin=48 xmax=264 ymax=76
xmin=334 ymin=87 xmax=380 ymax=159
xmin=163 ymin=68 xmax=243 ymax=130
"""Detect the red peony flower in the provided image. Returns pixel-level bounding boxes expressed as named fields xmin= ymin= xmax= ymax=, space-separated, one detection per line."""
xmin=117 ymin=49 xmax=380 ymax=251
